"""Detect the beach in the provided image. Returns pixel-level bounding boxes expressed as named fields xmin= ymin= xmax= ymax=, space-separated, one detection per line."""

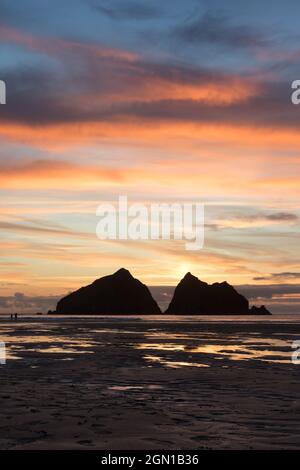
xmin=0 ymin=316 xmax=300 ymax=450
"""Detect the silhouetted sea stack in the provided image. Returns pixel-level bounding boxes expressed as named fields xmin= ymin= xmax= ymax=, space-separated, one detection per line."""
xmin=55 ymin=268 xmax=161 ymax=315
xmin=165 ymin=272 xmax=271 ymax=315
xmin=53 ymin=269 xmax=271 ymax=315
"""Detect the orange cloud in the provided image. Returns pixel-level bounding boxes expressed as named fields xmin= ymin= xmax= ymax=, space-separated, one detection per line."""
xmin=0 ymin=24 xmax=137 ymax=62
xmin=1 ymin=118 xmax=300 ymax=155
xmin=0 ymin=160 xmax=132 ymax=189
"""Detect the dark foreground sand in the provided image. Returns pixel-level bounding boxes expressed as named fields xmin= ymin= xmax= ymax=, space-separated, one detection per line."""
xmin=0 ymin=316 xmax=300 ymax=449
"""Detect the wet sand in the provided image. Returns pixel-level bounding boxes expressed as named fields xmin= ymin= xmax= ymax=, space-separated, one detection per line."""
xmin=0 ymin=317 xmax=300 ymax=449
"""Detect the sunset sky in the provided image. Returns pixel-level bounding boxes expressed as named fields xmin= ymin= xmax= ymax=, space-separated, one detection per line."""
xmin=0 ymin=0 xmax=300 ymax=313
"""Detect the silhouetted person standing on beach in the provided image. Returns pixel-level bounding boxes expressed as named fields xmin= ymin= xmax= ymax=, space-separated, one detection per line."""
xmin=14 ymin=313 xmax=18 ymax=320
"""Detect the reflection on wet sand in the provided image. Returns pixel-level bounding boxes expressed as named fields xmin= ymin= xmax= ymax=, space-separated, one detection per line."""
xmin=0 ymin=330 xmax=96 ymax=358
xmin=135 ymin=335 xmax=292 ymax=365
xmin=0 ymin=321 xmax=294 ymax=365
xmin=108 ymin=385 xmax=163 ymax=391
xmin=144 ymin=355 xmax=210 ymax=368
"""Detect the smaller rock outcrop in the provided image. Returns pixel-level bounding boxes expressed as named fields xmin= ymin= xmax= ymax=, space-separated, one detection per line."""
xmin=249 ymin=305 xmax=271 ymax=315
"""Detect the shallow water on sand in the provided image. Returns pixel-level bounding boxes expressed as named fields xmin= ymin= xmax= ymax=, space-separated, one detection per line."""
xmin=0 ymin=316 xmax=297 ymax=365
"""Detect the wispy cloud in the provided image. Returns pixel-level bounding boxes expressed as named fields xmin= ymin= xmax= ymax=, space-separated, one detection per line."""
xmin=253 ymin=272 xmax=300 ymax=281
xmin=172 ymin=10 xmax=271 ymax=50
xmin=88 ymin=0 xmax=161 ymax=20
xmin=211 ymin=211 xmax=299 ymax=229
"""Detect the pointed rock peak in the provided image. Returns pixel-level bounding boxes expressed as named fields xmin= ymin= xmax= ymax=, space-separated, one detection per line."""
xmin=183 ymin=272 xmax=193 ymax=279
xmin=183 ymin=272 xmax=197 ymax=280
xmin=113 ymin=268 xmax=133 ymax=279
